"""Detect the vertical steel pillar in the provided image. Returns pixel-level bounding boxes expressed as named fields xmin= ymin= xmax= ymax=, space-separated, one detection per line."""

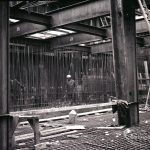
xmin=0 ymin=1 xmax=9 ymax=150
xmin=110 ymin=0 xmax=139 ymax=126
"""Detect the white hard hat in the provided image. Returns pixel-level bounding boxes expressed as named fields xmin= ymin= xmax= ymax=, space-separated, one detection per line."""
xmin=66 ymin=74 xmax=71 ymax=78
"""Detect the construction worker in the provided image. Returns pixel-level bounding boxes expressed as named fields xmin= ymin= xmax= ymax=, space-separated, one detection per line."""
xmin=66 ymin=74 xmax=75 ymax=105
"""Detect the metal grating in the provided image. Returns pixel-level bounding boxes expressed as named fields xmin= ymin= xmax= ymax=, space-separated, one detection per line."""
xmin=48 ymin=127 xmax=150 ymax=150
xmin=15 ymin=124 xmax=150 ymax=149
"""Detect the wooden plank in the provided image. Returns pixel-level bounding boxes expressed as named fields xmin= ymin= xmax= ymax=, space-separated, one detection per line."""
xmin=40 ymin=108 xmax=112 ymax=123
xmin=15 ymin=127 xmax=74 ymax=142
xmin=11 ymin=102 xmax=113 ymax=116
xmin=65 ymin=125 xmax=85 ymax=130
xmin=41 ymin=130 xmax=77 ymax=141
xmin=10 ymin=25 xmax=145 ymax=49
xmin=95 ymin=126 xmax=125 ymax=129
xmin=17 ymin=107 xmax=113 ymax=126
xmin=77 ymin=108 xmax=112 ymax=117
xmin=34 ymin=142 xmax=49 ymax=150
xmin=15 ymin=133 xmax=34 ymax=142
xmin=40 ymin=127 xmax=68 ymax=136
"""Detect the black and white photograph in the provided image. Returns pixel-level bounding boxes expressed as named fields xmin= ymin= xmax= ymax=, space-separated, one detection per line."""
xmin=0 ymin=0 xmax=150 ymax=149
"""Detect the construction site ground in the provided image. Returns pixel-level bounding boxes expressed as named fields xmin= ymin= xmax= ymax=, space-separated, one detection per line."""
xmin=14 ymin=103 xmax=150 ymax=150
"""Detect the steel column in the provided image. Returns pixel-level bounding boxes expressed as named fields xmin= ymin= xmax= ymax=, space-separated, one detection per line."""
xmin=0 ymin=1 xmax=9 ymax=150
xmin=110 ymin=0 xmax=139 ymax=126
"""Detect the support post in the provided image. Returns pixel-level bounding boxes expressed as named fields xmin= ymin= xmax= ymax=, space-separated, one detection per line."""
xmin=110 ymin=0 xmax=139 ymax=126
xmin=28 ymin=118 xmax=40 ymax=144
xmin=0 ymin=1 xmax=9 ymax=150
xmin=144 ymin=61 xmax=149 ymax=85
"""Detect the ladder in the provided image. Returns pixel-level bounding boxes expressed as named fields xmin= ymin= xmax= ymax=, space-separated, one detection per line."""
xmin=99 ymin=16 xmax=110 ymax=27
xmin=138 ymin=0 xmax=150 ymax=33
xmin=82 ymin=16 xmax=110 ymax=28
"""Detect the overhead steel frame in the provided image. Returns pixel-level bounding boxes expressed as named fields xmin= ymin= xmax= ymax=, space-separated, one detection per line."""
xmin=10 ymin=0 xmax=109 ymax=38
xmin=9 ymin=0 xmax=150 ymax=55
xmin=9 ymin=0 xmax=150 ymax=57
xmin=10 ymin=13 xmax=148 ymax=49
xmin=9 ymin=0 xmax=150 ymax=39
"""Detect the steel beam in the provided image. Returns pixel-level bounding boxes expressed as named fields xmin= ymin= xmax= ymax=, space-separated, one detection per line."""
xmin=10 ymin=22 xmax=48 ymax=38
xmin=145 ymin=0 xmax=150 ymax=5
xmin=136 ymin=37 xmax=145 ymax=46
xmin=137 ymin=46 xmax=150 ymax=57
xmin=10 ymin=1 xmax=27 ymax=9
xmin=11 ymin=23 xmax=144 ymax=49
xmin=10 ymin=8 xmax=51 ymax=25
xmin=10 ymin=22 xmax=108 ymax=38
xmin=49 ymin=33 xmax=103 ymax=49
xmin=64 ymin=23 xmax=107 ymax=37
xmin=91 ymin=41 xmax=148 ymax=54
xmin=10 ymin=37 xmax=90 ymax=53
xmin=11 ymin=36 xmax=147 ymax=54
xmin=9 ymin=0 xmax=150 ymax=39
xmin=10 ymin=0 xmax=109 ymax=38
xmin=91 ymin=42 xmax=112 ymax=53
xmin=143 ymin=36 xmax=150 ymax=45
xmin=9 ymin=0 xmax=150 ymax=30
xmin=136 ymin=19 xmax=150 ymax=34
xmin=47 ymin=0 xmax=110 ymax=27
xmin=10 ymin=0 xmax=110 ymax=26
xmin=61 ymin=45 xmax=90 ymax=52
xmin=0 ymin=1 xmax=9 ymax=150
xmin=49 ymin=34 xmax=143 ymax=50
xmin=10 ymin=18 xmax=147 ymax=40
xmin=110 ymin=0 xmax=139 ymax=126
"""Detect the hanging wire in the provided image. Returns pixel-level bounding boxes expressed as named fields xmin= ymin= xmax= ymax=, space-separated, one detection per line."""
xmin=9 ymin=41 xmax=116 ymax=110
